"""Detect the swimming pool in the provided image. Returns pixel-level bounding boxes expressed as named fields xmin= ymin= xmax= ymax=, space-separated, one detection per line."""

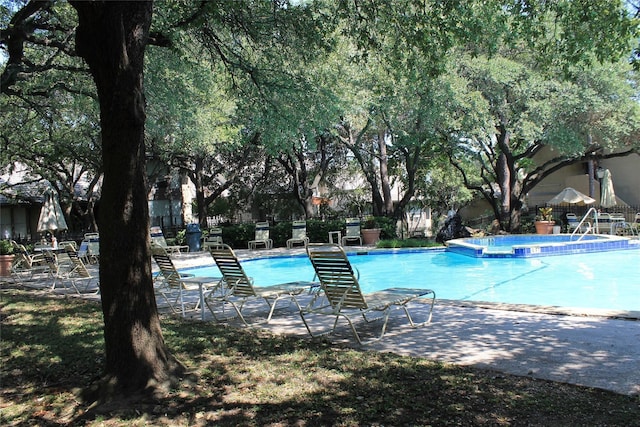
xmin=182 ymin=248 xmax=640 ymax=314
xmin=447 ymin=234 xmax=638 ymax=258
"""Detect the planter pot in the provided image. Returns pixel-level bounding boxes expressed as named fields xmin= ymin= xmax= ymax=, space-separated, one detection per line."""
xmin=361 ymin=228 xmax=381 ymax=245
xmin=0 ymin=254 xmax=15 ymax=277
xmin=534 ymin=221 xmax=555 ymax=235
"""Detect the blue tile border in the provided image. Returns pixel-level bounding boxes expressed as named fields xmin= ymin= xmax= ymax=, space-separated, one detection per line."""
xmin=447 ymin=234 xmax=640 ymax=258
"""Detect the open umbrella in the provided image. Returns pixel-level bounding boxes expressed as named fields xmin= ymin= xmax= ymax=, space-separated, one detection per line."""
xmin=547 ymin=187 xmax=596 ymax=206
xmin=600 ymin=169 xmax=617 ymax=208
xmin=37 ymin=188 xmax=68 ymax=233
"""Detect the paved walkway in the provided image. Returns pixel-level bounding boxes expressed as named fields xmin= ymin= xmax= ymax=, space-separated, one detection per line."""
xmin=161 ymin=248 xmax=640 ymax=396
xmin=6 ymin=247 xmax=640 ymax=396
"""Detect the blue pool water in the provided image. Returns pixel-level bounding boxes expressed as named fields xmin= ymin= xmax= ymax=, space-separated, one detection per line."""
xmin=447 ymin=234 xmax=636 ymax=257
xmin=183 ymin=248 xmax=640 ymax=312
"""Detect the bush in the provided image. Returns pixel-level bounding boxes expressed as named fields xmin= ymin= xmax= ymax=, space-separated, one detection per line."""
xmin=212 ymin=223 xmax=255 ymax=248
xmin=207 ymin=217 xmax=401 ymax=249
xmin=0 ymin=239 xmax=14 ymax=255
xmin=364 ymin=216 xmax=397 ymax=239
xmin=377 ymin=238 xmax=443 ymax=249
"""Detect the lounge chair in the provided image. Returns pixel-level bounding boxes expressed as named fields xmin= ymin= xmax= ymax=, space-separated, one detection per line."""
xmin=341 ymin=218 xmax=362 ymax=246
xmin=206 ymin=244 xmax=317 ymax=325
xmin=593 ymin=212 xmax=608 ymax=234
xmin=10 ymin=241 xmax=48 ymax=283
xmin=83 ymin=233 xmax=100 ymax=263
xmin=301 ymin=244 xmax=436 ymax=345
xmin=594 ymin=213 xmax=626 ymax=234
xmin=33 ymin=241 xmax=53 ymax=252
xmin=76 ymin=234 xmax=99 ymax=264
xmin=608 ymin=213 xmax=627 ymax=235
xmin=150 ymin=226 xmax=189 ymax=255
xmin=58 ymin=240 xmax=77 ymax=250
xmin=566 ymin=213 xmax=591 ymax=233
xmin=631 ymin=213 xmax=640 ymax=233
xmin=202 ymin=228 xmax=224 ymax=251
xmin=41 ymin=249 xmax=74 ymax=291
xmin=60 ymin=243 xmax=100 ymax=293
xmin=286 ymin=220 xmax=310 ymax=249
xmin=247 ymin=221 xmax=273 ymax=249
xmin=151 ymin=244 xmax=221 ymax=319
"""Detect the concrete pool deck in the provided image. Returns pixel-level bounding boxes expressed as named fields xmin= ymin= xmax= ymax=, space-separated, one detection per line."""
xmin=6 ymin=246 xmax=640 ymax=396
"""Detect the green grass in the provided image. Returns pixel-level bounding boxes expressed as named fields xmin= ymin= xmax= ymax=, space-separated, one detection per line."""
xmin=1 ymin=288 xmax=639 ymax=426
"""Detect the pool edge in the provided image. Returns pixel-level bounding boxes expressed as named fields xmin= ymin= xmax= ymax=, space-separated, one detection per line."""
xmin=434 ymin=298 xmax=640 ymax=321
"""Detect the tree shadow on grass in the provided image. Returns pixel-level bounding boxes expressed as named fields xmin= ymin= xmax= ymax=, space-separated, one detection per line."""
xmin=2 ymin=289 xmax=639 ymax=426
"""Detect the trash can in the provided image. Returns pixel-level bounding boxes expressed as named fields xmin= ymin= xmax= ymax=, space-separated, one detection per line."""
xmin=185 ymin=223 xmax=202 ymax=252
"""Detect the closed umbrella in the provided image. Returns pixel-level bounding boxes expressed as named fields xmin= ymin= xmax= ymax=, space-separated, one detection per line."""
xmin=37 ymin=188 xmax=68 ymax=232
xmin=547 ymin=187 xmax=596 ymax=206
xmin=600 ymin=169 xmax=617 ymax=208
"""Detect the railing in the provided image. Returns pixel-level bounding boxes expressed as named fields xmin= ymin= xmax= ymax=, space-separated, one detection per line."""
xmin=570 ymin=207 xmax=598 ymax=241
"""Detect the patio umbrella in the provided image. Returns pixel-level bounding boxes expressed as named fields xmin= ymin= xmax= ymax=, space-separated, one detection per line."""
xmin=37 ymin=188 xmax=68 ymax=233
xmin=547 ymin=187 xmax=596 ymax=206
xmin=600 ymin=169 xmax=617 ymax=208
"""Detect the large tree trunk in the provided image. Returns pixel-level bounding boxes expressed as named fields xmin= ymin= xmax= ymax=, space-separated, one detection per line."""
xmin=71 ymin=1 xmax=184 ymax=397
xmin=378 ymin=128 xmax=393 ymax=216
xmin=393 ymin=146 xmax=421 ymax=220
xmin=193 ymin=156 xmax=206 ymax=226
xmin=497 ymin=151 xmax=511 ymax=228
xmin=496 ymin=125 xmax=512 ymax=231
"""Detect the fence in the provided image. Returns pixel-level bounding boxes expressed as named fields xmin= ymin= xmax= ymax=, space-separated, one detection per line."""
xmin=542 ymin=204 xmax=640 ymax=223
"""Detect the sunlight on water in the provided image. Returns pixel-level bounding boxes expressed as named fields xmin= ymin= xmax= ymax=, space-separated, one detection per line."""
xmin=183 ymin=249 xmax=640 ymax=311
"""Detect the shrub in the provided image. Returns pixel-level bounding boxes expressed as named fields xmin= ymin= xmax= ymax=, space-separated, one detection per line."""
xmin=0 ymin=239 xmax=14 ymax=255
xmin=208 ymin=217 xmax=401 ymax=249
xmin=377 ymin=238 xmax=443 ymax=248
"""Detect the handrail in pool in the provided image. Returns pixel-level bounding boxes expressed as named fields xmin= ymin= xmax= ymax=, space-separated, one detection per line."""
xmin=571 ymin=207 xmax=598 ymax=241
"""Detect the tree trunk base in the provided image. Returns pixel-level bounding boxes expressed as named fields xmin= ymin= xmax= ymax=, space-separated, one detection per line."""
xmin=79 ymin=357 xmax=189 ymax=406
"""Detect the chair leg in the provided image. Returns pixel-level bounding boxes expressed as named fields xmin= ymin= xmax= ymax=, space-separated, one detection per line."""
xmin=205 ymin=296 xmax=250 ymax=326
xmin=179 ymin=288 xmax=186 ymax=317
xmin=336 ymin=312 xmax=365 ymax=345
xmin=264 ymin=294 xmax=301 ymax=322
xmin=299 ymin=310 xmax=335 ymax=339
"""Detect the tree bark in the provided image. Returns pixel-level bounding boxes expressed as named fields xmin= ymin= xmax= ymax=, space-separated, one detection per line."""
xmin=71 ymin=1 xmax=184 ymax=397
xmin=378 ymin=128 xmax=393 ymax=216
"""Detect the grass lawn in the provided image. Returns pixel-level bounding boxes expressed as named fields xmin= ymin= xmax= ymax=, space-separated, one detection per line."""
xmin=1 ymin=288 xmax=639 ymax=426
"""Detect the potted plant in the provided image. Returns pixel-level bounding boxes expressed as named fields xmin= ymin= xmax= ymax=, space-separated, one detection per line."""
xmin=0 ymin=239 xmax=15 ymax=277
xmin=534 ymin=207 xmax=555 ymax=234
xmin=361 ymin=216 xmax=381 ymax=245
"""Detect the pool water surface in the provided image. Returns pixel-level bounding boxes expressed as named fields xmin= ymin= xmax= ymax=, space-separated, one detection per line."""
xmin=182 ymin=248 xmax=640 ymax=313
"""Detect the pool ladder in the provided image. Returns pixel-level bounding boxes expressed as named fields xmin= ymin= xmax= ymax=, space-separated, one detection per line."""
xmin=570 ymin=207 xmax=597 ymax=241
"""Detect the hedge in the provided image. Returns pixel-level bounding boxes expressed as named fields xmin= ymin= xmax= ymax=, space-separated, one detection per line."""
xmin=200 ymin=217 xmax=398 ymax=249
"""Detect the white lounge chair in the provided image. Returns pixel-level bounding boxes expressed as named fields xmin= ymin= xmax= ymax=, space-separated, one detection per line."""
xmin=10 ymin=241 xmax=48 ymax=283
xmin=301 ymin=244 xmax=436 ymax=345
xmin=151 ymin=244 xmax=221 ymax=319
xmin=247 ymin=222 xmax=273 ymax=249
xmin=206 ymin=244 xmax=317 ymax=324
xmin=341 ymin=218 xmax=362 ymax=246
xmin=150 ymin=226 xmax=189 ymax=255
xmin=41 ymin=249 xmax=73 ymax=291
xmin=631 ymin=213 xmax=640 ymax=234
xmin=286 ymin=220 xmax=310 ymax=249
xmin=59 ymin=243 xmax=100 ymax=293
xmin=202 ymin=228 xmax=224 ymax=251
xmin=566 ymin=213 xmax=590 ymax=233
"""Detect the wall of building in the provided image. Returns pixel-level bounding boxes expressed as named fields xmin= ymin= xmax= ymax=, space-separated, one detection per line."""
xmin=526 ymin=151 xmax=639 ymax=208
xmin=0 ymin=204 xmax=42 ymax=241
